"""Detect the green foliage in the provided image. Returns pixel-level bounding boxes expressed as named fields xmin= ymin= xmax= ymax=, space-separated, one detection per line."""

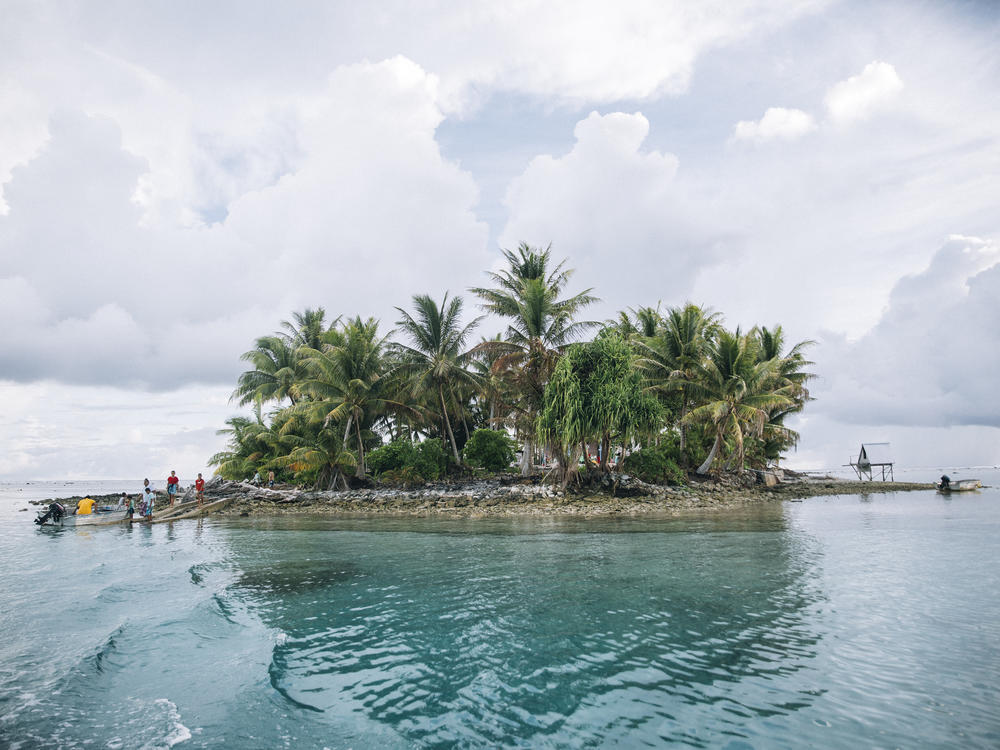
xmin=366 ymin=438 xmax=449 ymax=482
xmin=378 ymin=466 xmax=426 ymax=488
xmin=366 ymin=439 xmax=415 ymax=476
xmin=214 ymin=252 xmax=817 ymax=488
xmin=393 ymin=293 xmax=483 ymax=465
xmin=539 ymin=335 xmax=662 ymax=457
xmin=463 ymin=429 xmax=516 ymax=472
xmin=622 ymin=444 xmax=686 ymax=485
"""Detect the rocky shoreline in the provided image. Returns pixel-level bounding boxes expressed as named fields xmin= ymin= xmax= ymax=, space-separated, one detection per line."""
xmin=31 ymin=474 xmax=934 ymax=520
xmin=203 ymin=474 xmax=933 ymax=518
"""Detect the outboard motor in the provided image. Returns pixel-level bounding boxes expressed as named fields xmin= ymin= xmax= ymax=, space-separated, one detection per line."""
xmin=35 ymin=502 xmax=65 ymax=525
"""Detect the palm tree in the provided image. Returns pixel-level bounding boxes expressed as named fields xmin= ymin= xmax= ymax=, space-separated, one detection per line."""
xmin=471 ymin=243 xmax=597 ymax=474
xmin=271 ymin=424 xmax=358 ymax=490
xmin=607 ymin=305 xmax=662 ymax=341
xmin=209 ymin=402 xmax=284 ymax=479
xmin=685 ymin=330 xmax=794 ymax=475
xmin=296 ymin=317 xmax=400 ymax=478
xmin=636 ymin=303 xmax=721 ymax=457
xmin=393 ymin=293 xmax=483 ymax=465
xmin=752 ymin=325 xmax=815 ymax=466
xmin=231 ymin=335 xmax=300 ymax=406
xmin=471 ymin=334 xmax=510 ymax=430
xmin=280 ymin=307 xmax=334 ymax=351
xmin=231 ymin=308 xmax=341 ymax=407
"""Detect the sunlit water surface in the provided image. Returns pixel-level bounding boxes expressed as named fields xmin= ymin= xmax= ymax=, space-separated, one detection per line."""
xmin=1 ymin=470 xmax=998 ymax=748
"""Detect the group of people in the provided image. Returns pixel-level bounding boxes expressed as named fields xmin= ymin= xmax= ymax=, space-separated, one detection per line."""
xmin=250 ymin=470 xmax=276 ymax=488
xmin=95 ymin=471 xmax=209 ymax=523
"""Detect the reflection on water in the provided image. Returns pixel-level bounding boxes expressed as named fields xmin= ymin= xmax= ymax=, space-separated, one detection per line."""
xmin=219 ymin=509 xmax=825 ymax=747
xmin=2 ymin=486 xmax=999 ymax=748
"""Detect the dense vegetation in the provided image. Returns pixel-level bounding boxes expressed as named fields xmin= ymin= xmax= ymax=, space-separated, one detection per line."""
xmin=210 ymin=244 xmax=814 ymax=489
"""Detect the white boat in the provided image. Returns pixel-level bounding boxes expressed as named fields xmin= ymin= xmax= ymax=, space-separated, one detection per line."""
xmin=935 ymin=478 xmax=982 ymax=492
xmin=34 ymin=503 xmax=130 ymax=527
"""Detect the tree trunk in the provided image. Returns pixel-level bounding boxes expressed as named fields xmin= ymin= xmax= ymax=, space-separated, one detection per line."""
xmin=355 ymin=417 xmax=366 ymax=478
xmin=599 ymin=434 xmax=610 ymax=473
xmin=440 ymin=385 xmax=462 ymax=465
xmin=679 ymin=396 xmax=688 ymax=457
xmin=520 ymin=436 xmax=533 ymax=476
xmin=343 ymin=414 xmax=353 ymax=446
xmin=697 ymin=432 xmax=722 ymax=475
xmin=489 ymin=401 xmax=496 ymax=429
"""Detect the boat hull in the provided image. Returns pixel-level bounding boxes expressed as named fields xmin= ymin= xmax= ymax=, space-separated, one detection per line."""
xmin=936 ymin=479 xmax=982 ymax=492
xmin=36 ymin=508 xmax=130 ymax=527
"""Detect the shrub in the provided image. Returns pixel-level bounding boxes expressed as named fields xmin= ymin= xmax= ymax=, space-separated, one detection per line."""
xmin=622 ymin=445 xmax=686 ymax=485
xmin=463 ymin=429 xmax=516 ymax=472
xmin=379 ymin=466 xmax=426 ymax=488
xmin=414 ymin=438 xmax=448 ymax=481
xmin=367 ymin=438 xmax=448 ymax=482
xmin=366 ymin=439 xmax=416 ymax=476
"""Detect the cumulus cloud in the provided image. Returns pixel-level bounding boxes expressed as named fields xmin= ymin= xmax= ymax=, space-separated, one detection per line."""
xmin=0 ymin=1 xmax=826 ymax=218
xmin=824 ymin=61 xmax=904 ymax=124
xmin=812 ymin=235 xmax=1000 ymax=429
xmin=0 ymin=380 xmax=232 ymax=479
xmin=499 ymin=111 xmax=725 ymax=314
xmin=0 ymin=58 xmax=489 ymax=390
xmin=731 ymin=107 xmax=817 ymax=143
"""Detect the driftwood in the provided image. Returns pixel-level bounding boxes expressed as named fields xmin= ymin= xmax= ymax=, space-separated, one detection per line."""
xmin=149 ymin=496 xmax=233 ymax=524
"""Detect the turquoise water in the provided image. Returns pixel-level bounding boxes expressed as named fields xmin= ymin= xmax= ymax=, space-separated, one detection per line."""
xmin=1 ymin=474 xmax=999 ymax=748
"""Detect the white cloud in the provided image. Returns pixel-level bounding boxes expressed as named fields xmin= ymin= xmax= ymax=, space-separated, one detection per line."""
xmin=0 ymin=58 xmax=489 ymax=390
xmin=811 ymin=235 xmax=1000 ymax=430
xmin=0 ymin=380 xmax=234 ymax=480
xmin=824 ymin=60 xmax=904 ymax=124
xmin=499 ymin=111 xmax=724 ymax=312
xmin=0 ymin=1 xmax=826 ymax=218
xmin=731 ymin=107 xmax=817 ymax=142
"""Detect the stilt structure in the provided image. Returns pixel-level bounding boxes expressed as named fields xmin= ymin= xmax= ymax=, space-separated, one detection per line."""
xmin=848 ymin=442 xmax=894 ymax=482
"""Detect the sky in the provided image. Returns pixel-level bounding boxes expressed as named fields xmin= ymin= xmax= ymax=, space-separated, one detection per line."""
xmin=1 ymin=0 xmax=999 ymax=479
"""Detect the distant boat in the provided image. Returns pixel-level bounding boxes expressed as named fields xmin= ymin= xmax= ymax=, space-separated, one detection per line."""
xmin=935 ymin=479 xmax=982 ymax=492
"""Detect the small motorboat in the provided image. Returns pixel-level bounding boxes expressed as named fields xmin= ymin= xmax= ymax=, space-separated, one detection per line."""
xmin=935 ymin=478 xmax=982 ymax=492
xmin=35 ymin=502 xmax=129 ymax=527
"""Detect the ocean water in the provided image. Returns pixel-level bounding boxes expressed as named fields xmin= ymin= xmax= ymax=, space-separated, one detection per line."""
xmin=1 ymin=472 xmax=998 ymax=749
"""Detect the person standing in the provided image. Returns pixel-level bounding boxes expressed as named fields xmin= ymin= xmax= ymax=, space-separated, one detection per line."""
xmin=143 ymin=486 xmax=155 ymax=522
xmin=166 ymin=471 xmax=180 ymax=506
xmin=195 ymin=473 xmax=206 ymax=507
xmin=267 ymin=470 xmax=275 ymax=488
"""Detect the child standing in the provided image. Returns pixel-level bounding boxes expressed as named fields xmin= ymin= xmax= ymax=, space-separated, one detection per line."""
xmin=143 ymin=486 xmax=155 ymax=522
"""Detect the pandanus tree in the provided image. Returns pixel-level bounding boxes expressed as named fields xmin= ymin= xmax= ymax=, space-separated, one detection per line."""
xmin=538 ymin=334 xmax=662 ymax=488
xmin=685 ymin=330 xmax=794 ymax=475
xmin=636 ymin=303 xmax=722 ymax=457
xmin=471 ymin=243 xmax=597 ymax=475
xmin=296 ymin=317 xmax=400 ymax=478
xmin=393 ymin=293 xmax=482 ymax=465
